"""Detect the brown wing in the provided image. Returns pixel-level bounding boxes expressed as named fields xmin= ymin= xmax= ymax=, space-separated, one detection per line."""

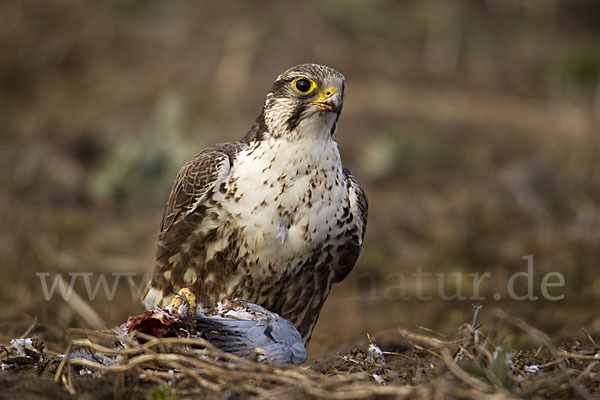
xmin=344 ymin=168 xmax=368 ymax=240
xmin=143 ymin=142 xmax=246 ymax=307
xmin=160 ymin=142 xmax=245 ymax=232
xmin=333 ymin=168 xmax=368 ymax=283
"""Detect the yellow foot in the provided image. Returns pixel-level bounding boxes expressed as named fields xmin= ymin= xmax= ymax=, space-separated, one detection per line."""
xmin=168 ymin=288 xmax=197 ymax=317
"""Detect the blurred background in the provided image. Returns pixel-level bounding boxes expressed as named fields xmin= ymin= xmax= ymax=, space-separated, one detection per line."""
xmin=1 ymin=0 xmax=599 ymax=358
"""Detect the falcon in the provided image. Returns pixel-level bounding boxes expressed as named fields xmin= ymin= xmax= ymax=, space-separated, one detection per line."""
xmin=143 ymin=63 xmax=367 ymax=345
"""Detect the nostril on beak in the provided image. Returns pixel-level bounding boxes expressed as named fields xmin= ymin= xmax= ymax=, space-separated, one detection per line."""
xmin=325 ymin=90 xmax=332 ymax=97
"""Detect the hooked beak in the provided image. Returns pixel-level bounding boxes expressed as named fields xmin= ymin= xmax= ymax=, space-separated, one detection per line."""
xmin=310 ymin=88 xmax=342 ymax=113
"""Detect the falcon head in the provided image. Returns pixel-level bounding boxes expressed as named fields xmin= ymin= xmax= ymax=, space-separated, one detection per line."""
xmin=260 ymin=64 xmax=345 ymax=140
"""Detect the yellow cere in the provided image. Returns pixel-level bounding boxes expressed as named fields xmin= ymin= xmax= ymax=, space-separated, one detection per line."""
xmin=314 ymin=87 xmax=338 ymax=103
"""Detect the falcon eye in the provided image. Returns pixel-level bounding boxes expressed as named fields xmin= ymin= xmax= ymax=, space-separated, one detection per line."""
xmin=292 ymin=77 xmax=316 ymax=94
xmin=295 ymin=79 xmax=311 ymax=92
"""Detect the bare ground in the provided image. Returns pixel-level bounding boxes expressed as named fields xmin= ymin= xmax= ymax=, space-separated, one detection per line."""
xmin=2 ymin=0 xmax=600 ymax=398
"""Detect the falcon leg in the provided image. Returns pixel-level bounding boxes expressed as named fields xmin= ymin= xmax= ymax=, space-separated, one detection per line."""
xmin=168 ymin=288 xmax=197 ymax=318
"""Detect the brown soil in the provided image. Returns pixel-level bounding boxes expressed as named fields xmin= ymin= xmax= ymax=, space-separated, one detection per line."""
xmin=2 ymin=0 xmax=600 ymax=398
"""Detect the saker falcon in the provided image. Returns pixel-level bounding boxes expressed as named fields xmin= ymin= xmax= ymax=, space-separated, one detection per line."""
xmin=143 ymin=63 xmax=368 ymax=345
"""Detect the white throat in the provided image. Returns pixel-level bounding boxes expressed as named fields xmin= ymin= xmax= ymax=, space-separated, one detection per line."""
xmin=263 ymin=97 xmax=339 ymax=142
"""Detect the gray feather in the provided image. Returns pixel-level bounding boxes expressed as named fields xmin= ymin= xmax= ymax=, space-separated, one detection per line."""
xmin=193 ymin=300 xmax=307 ymax=364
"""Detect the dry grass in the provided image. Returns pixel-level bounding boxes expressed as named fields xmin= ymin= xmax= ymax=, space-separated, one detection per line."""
xmin=2 ymin=307 xmax=599 ymax=399
xmin=1 ymin=1 xmax=600 ymax=398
